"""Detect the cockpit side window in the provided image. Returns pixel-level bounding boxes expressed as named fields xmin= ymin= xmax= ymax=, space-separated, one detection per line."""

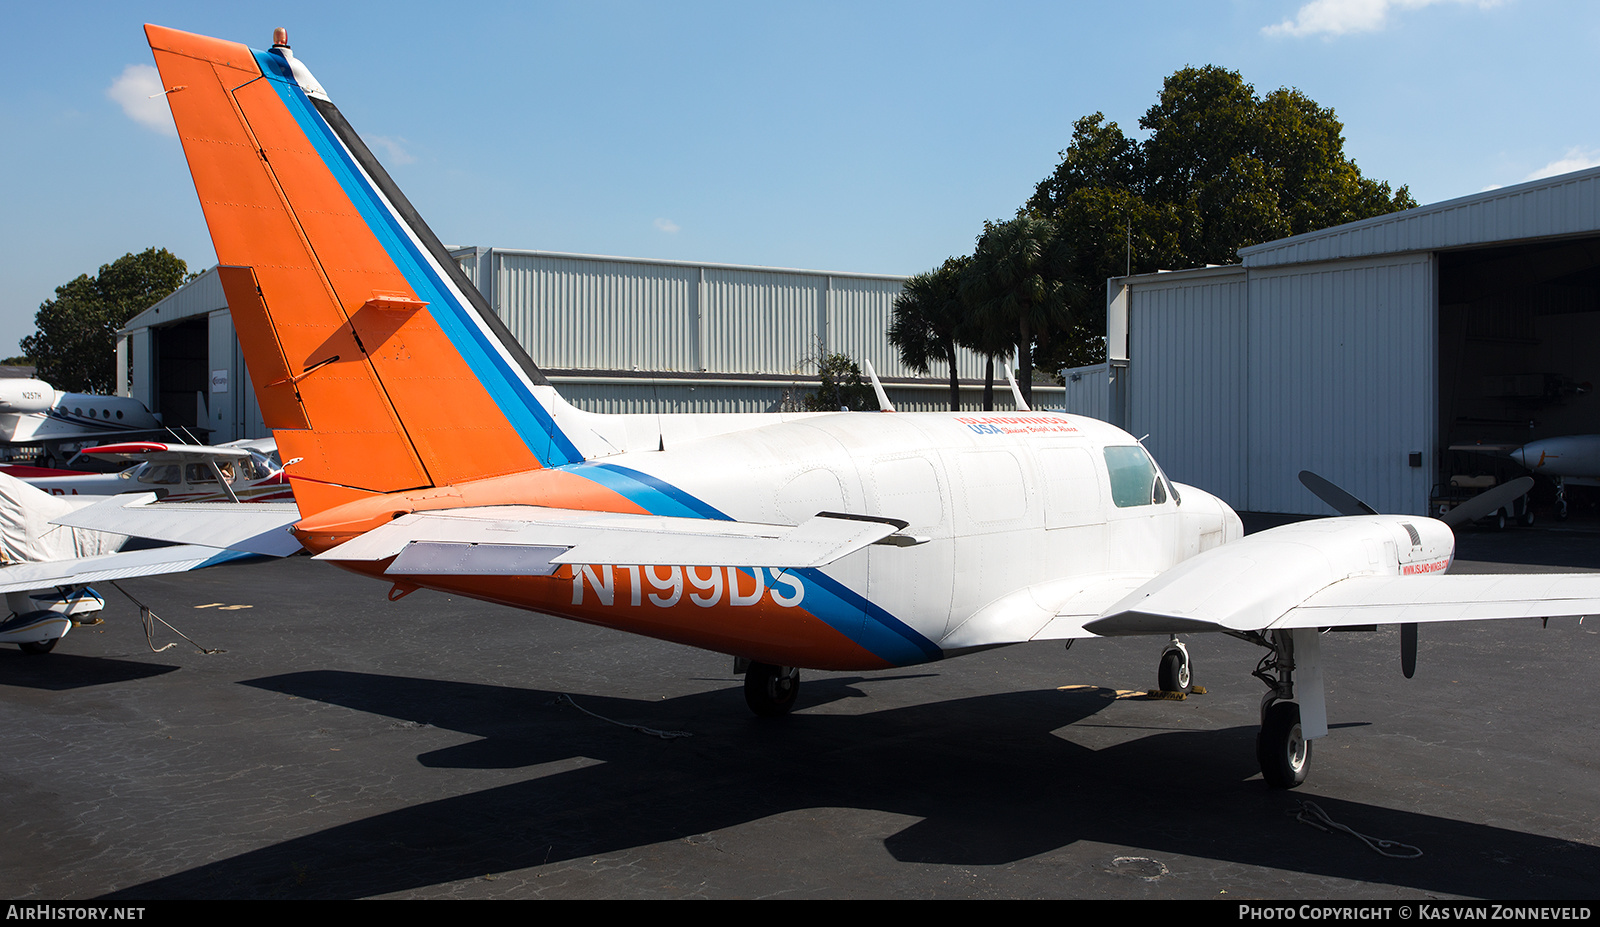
xmin=1104 ymin=445 xmax=1162 ymax=507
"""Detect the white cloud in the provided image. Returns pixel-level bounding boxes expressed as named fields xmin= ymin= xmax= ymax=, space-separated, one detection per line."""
xmin=654 ymin=218 xmax=680 ymax=234
xmin=1262 ymin=0 xmax=1502 ymax=39
xmin=1524 ymin=148 xmax=1600 ymax=183
xmin=107 ymin=64 xmax=176 ymax=136
xmin=370 ymin=135 xmax=416 ymax=165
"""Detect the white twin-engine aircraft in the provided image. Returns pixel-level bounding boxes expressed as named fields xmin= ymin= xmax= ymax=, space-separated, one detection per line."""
xmin=127 ymin=24 xmax=1600 ymax=789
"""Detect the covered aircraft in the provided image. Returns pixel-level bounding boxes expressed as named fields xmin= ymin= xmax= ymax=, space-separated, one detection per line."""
xmin=0 ymin=470 xmax=268 ymax=654
xmin=132 ymin=24 xmax=1600 ymax=788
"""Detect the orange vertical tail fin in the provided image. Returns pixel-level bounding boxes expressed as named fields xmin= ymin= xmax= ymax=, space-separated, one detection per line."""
xmin=146 ymin=25 xmax=587 ymax=514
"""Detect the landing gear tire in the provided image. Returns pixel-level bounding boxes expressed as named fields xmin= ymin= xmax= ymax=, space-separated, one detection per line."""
xmin=1158 ymin=649 xmax=1192 ymax=694
xmin=743 ymin=663 xmax=799 ymax=717
xmin=1257 ymin=701 xmax=1311 ymax=789
xmin=19 ymin=638 xmax=58 ymax=655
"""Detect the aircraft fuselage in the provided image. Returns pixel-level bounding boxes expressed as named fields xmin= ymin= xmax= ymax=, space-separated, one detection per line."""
xmin=302 ymin=410 xmax=1242 ymax=670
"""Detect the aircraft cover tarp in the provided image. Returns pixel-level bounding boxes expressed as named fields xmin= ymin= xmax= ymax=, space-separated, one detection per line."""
xmin=0 ymin=472 xmax=125 ymax=563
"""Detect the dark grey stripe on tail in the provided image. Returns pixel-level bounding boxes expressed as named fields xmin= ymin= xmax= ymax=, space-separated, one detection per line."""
xmin=309 ymin=97 xmax=551 ymax=389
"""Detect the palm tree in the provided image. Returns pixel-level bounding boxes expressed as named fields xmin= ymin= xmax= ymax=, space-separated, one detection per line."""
xmin=961 ymin=216 xmax=1079 ymax=407
xmin=888 ymin=257 xmax=968 ymax=411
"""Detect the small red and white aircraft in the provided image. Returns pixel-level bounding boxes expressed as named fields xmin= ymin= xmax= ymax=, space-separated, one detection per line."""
xmin=21 ymin=438 xmax=291 ymax=503
xmin=124 ymin=24 xmax=1600 ymax=788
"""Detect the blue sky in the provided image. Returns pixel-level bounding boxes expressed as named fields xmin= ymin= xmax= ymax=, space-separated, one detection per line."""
xmin=4 ymin=0 xmax=1598 ymax=360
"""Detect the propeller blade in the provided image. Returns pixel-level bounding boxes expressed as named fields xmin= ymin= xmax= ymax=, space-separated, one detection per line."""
xmin=1438 ymin=477 xmax=1534 ymax=528
xmin=1401 ymin=622 xmax=1418 ymax=678
xmin=1298 ymin=471 xmax=1378 ymax=517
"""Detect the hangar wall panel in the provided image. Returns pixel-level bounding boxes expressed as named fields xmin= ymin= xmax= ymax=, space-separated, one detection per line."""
xmin=461 ymin=248 xmax=992 ymax=382
xmin=701 ymin=268 xmax=828 ymax=374
xmin=1127 ymin=271 xmax=1249 ymax=507
xmin=492 ymin=253 xmax=700 ymax=372
xmin=1059 ymin=363 xmax=1111 ymax=421
xmin=1245 ymin=255 xmax=1436 ymax=515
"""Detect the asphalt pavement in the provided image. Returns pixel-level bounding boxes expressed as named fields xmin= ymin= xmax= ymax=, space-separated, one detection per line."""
xmin=1 ymin=520 xmax=1597 ymax=900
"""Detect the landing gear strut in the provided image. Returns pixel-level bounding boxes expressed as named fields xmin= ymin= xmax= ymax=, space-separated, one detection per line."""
xmin=1233 ymin=627 xmax=1324 ymax=788
xmin=742 ymin=661 xmax=800 ymax=716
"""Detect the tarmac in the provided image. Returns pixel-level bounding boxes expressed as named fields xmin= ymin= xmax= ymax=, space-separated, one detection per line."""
xmin=1 ymin=516 xmax=1597 ymax=900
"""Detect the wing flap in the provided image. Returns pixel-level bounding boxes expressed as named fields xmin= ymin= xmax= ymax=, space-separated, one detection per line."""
xmin=319 ymin=506 xmax=914 ymax=572
xmin=1277 ymin=572 xmax=1600 ymax=627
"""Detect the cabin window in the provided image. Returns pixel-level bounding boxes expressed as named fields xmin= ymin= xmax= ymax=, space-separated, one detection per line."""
xmin=137 ymin=465 xmax=180 ymax=485
xmin=1104 ymin=446 xmax=1162 ymax=508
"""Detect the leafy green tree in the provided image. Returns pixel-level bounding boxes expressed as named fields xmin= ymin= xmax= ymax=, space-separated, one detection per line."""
xmin=803 ymin=353 xmax=878 ymax=412
xmin=22 ymin=249 xmax=188 ymax=394
xmin=1024 ymin=67 xmax=1416 ymax=370
xmin=889 ymin=257 xmax=969 ymax=411
xmin=960 ymin=217 xmax=1080 ymax=407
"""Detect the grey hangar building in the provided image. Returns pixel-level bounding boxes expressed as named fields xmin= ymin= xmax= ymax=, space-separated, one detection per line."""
xmin=1062 ymin=165 xmax=1600 ymax=517
xmin=117 ymin=247 xmax=1061 ymax=447
xmin=118 ymin=166 xmax=1600 ymax=518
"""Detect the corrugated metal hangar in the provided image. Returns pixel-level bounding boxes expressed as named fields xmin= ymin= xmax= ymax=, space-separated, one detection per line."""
xmin=1067 ymin=165 xmax=1600 ymax=516
xmin=119 ymin=248 xmax=1060 ymax=443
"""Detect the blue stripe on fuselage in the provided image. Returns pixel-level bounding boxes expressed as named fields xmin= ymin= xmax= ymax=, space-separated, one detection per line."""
xmin=559 ymin=461 xmax=942 ymax=666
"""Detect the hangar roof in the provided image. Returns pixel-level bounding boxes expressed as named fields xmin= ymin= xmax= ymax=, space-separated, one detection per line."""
xmin=1239 ymin=165 xmax=1600 ymax=268
xmin=121 ymin=265 xmax=225 ymax=334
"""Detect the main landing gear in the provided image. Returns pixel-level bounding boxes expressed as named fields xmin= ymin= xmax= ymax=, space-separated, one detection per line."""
xmin=1232 ymin=627 xmax=1326 ymax=788
xmin=739 ymin=660 xmax=800 ymax=716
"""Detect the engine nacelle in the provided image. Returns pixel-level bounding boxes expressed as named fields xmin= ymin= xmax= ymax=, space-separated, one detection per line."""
xmin=1092 ymin=515 xmax=1454 ymax=634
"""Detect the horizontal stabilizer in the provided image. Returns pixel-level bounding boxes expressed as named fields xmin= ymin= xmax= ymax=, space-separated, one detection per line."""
xmin=51 ymin=496 xmax=304 ymax=557
xmin=318 ymin=506 xmax=921 ymax=571
xmin=0 ymin=545 xmax=252 ymax=593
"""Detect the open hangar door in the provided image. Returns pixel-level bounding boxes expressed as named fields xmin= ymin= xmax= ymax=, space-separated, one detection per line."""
xmin=1437 ymin=235 xmax=1600 ymax=520
xmin=151 ymin=317 xmax=211 ymax=437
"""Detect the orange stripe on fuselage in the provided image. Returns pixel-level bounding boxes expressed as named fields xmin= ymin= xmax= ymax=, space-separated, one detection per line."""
xmin=294 ymin=464 xmax=891 ymax=670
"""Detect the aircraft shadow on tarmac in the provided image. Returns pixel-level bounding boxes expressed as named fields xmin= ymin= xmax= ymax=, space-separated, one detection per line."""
xmin=102 ymin=669 xmax=1598 ymax=900
xmin=0 ymin=649 xmax=178 ymax=691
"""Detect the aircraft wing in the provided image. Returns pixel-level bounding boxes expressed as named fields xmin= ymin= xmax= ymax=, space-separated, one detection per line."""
xmin=78 ymin=441 xmax=256 ymax=463
xmin=938 ymin=572 xmax=1163 ymax=652
xmin=1082 ymin=520 xmax=1600 ymax=636
xmin=316 ymin=506 xmax=922 ymax=573
xmin=0 ymin=544 xmax=254 ymax=593
xmin=50 ymin=495 xmax=303 ymax=556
